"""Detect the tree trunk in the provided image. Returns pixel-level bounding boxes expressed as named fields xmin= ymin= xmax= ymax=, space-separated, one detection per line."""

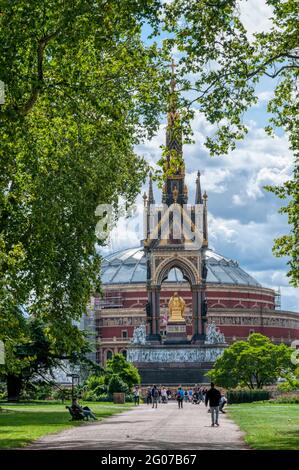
xmin=7 ymin=374 xmax=23 ymax=401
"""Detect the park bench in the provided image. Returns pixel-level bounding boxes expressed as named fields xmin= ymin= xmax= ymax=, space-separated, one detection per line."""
xmin=66 ymin=405 xmax=87 ymax=421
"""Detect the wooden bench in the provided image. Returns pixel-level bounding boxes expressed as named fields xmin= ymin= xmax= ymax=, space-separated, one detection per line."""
xmin=66 ymin=405 xmax=87 ymax=421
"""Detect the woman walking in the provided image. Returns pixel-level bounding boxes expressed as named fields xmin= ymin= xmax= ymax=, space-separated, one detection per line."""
xmin=177 ymin=386 xmax=184 ymax=409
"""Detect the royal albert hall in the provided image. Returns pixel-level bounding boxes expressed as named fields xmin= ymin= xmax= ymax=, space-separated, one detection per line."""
xmin=92 ymin=97 xmax=299 ymax=369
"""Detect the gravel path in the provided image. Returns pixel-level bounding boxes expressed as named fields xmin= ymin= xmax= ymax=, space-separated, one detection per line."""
xmin=29 ymin=401 xmax=247 ymax=450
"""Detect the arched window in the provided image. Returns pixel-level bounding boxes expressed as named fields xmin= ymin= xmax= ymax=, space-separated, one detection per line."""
xmin=106 ymin=350 xmax=113 ymax=361
xmin=121 ymin=350 xmax=127 ymax=359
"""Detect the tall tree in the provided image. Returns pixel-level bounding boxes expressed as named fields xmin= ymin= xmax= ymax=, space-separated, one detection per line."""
xmin=163 ymin=0 xmax=299 ymax=285
xmin=0 ymin=1 xmax=167 ymax=352
xmin=208 ymin=333 xmax=294 ymax=389
xmin=2 ymin=317 xmax=92 ymax=400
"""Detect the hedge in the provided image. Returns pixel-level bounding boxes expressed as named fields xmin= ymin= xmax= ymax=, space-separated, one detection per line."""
xmin=227 ymin=389 xmax=270 ymax=403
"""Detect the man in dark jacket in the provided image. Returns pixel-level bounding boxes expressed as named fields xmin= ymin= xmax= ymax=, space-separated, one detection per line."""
xmin=205 ymin=383 xmax=221 ymax=426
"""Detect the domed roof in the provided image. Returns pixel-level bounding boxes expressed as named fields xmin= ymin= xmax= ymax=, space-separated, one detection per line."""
xmin=101 ymin=246 xmax=261 ymax=287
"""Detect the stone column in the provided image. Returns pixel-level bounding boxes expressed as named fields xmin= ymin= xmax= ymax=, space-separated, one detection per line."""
xmin=191 ymin=284 xmax=204 ymax=342
xmin=146 ymin=285 xmax=161 ymax=342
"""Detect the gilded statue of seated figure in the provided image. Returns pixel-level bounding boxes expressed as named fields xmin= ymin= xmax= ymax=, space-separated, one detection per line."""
xmin=168 ymin=292 xmax=185 ymax=323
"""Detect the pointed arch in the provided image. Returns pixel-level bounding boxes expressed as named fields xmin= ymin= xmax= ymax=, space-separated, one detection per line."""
xmin=154 ymin=256 xmax=200 ymax=287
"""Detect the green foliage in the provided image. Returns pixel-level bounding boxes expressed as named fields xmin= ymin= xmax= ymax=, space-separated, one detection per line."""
xmin=108 ymin=374 xmax=129 ymax=394
xmin=51 ymin=388 xmax=73 ymax=402
xmin=274 ymin=394 xmax=299 ymax=404
xmin=105 ymin=353 xmax=141 ymax=389
xmin=163 ymin=0 xmax=299 ymax=285
xmin=227 ymin=389 xmax=270 ymax=404
xmin=277 ymin=377 xmax=299 ymax=392
xmin=0 ymin=317 xmax=92 ymax=399
xmin=0 ymin=1 xmax=167 ymax=361
xmin=82 ymin=375 xmax=107 ymax=401
xmin=20 ymin=381 xmax=54 ymax=401
xmin=208 ymin=333 xmax=294 ymax=389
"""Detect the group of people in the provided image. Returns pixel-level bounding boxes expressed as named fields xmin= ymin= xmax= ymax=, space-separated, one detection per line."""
xmin=133 ymin=383 xmax=227 ymax=427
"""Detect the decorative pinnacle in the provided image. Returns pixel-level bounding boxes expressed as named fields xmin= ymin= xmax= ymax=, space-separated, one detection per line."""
xmin=148 ymin=171 xmax=155 ymax=205
xmin=195 ymin=170 xmax=202 ymax=204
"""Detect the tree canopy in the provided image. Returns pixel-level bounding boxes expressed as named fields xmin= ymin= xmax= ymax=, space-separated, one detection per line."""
xmin=105 ymin=353 xmax=140 ymax=388
xmin=0 ymin=1 xmax=298 ymax=391
xmin=0 ymin=1 xmax=168 ymax=350
xmin=208 ymin=333 xmax=294 ymax=389
xmin=163 ymin=0 xmax=298 ymax=285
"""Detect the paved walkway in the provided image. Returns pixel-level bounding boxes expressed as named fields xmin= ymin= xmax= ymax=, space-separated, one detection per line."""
xmin=30 ymin=401 xmax=247 ymax=450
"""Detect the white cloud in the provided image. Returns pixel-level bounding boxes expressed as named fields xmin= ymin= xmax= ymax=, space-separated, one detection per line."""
xmin=185 ymin=168 xmax=231 ymax=194
xmin=257 ymin=90 xmax=274 ymax=102
xmin=246 ymin=166 xmax=291 ymax=200
xmin=238 ymin=0 xmax=274 ymax=41
xmin=232 ymin=194 xmax=247 ymax=206
xmin=104 ymin=53 xmax=297 ymax=311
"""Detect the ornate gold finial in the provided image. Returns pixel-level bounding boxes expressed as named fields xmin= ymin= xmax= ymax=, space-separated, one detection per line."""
xmin=172 ymin=185 xmax=179 ymax=203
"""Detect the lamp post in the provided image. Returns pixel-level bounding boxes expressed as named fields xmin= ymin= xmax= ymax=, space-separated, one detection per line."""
xmin=67 ymin=373 xmax=79 ymax=401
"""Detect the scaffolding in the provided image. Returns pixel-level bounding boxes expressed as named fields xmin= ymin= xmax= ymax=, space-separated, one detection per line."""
xmin=275 ymin=287 xmax=281 ymax=310
xmin=95 ymin=291 xmax=124 ymax=309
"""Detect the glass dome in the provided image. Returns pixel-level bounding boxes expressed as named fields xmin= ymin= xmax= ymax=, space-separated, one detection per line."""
xmin=101 ymin=247 xmax=260 ymax=287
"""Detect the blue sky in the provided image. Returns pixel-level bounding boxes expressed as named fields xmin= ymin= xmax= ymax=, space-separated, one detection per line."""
xmin=102 ymin=1 xmax=298 ymax=312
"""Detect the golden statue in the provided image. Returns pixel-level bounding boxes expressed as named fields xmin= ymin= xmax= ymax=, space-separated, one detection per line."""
xmin=168 ymin=292 xmax=185 ymax=322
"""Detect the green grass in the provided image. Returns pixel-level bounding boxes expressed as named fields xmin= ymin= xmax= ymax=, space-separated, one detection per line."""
xmin=229 ymin=402 xmax=299 ymax=450
xmin=0 ymin=401 xmax=133 ymax=449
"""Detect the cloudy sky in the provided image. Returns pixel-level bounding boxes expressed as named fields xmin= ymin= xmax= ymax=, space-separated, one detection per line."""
xmin=102 ymin=1 xmax=299 ymax=312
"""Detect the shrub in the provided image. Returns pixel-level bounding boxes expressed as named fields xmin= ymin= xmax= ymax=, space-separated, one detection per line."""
xmin=227 ymin=389 xmax=270 ymax=403
xmin=97 ymin=394 xmax=112 ymax=402
xmin=274 ymin=394 xmax=299 ymax=404
xmin=82 ymin=374 xmax=108 ymax=401
xmin=125 ymin=393 xmax=135 ymax=403
xmin=20 ymin=381 xmax=54 ymax=400
xmin=105 ymin=354 xmax=140 ymax=389
xmin=108 ymin=374 xmax=129 ymax=394
xmin=52 ymin=388 xmax=73 ymax=401
xmin=277 ymin=379 xmax=299 ymax=392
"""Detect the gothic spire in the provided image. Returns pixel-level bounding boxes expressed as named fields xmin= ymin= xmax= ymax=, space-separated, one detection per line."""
xmin=165 ymin=59 xmax=182 ymax=164
xmin=148 ymin=171 xmax=155 ymax=205
xmin=195 ymin=171 xmax=203 ymax=204
xmin=203 ymin=191 xmax=208 ymax=246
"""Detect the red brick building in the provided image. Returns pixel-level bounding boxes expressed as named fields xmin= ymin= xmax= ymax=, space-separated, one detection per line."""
xmin=94 ymin=246 xmax=299 ymax=366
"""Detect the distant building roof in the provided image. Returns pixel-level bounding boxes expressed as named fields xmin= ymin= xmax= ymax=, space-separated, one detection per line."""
xmin=101 ymin=247 xmax=261 ymax=287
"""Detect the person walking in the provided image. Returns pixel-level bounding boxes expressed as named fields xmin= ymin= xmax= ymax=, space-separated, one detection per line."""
xmin=133 ymin=386 xmax=140 ymax=406
xmin=161 ymin=387 xmax=168 ymax=403
xmin=205 ymin=382 xmax=221 ymax=427
xmin=151 ymin=385 xmax=159 ymax=409
xmin=176 ymin=386 xmax=184 ymax=409
xmin=146 ymin=387 xmax=152 ymax=405
xmin=188 ymin=388 xmax=193 ymax=402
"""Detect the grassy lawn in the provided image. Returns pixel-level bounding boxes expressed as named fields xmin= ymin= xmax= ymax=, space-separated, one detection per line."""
xmin=0 ymin=401 xmax=133 ymax=449
xmin=229 ymin=402 xmax=299 ymax=450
